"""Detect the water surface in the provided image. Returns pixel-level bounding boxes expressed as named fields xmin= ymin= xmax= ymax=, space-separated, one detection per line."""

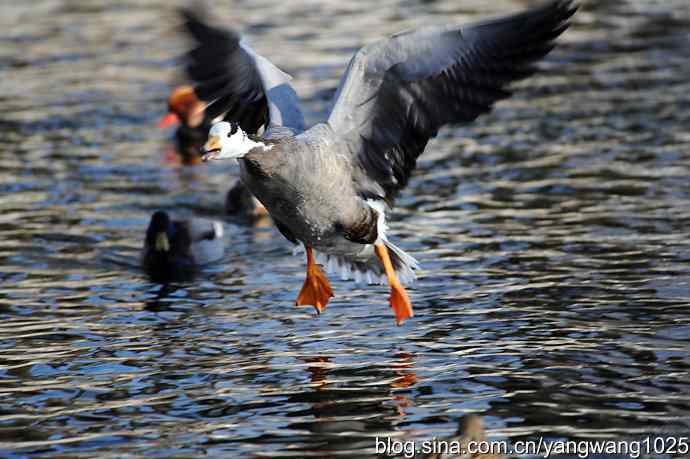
xmin=1 ymin=0 xmax=689 ymax=457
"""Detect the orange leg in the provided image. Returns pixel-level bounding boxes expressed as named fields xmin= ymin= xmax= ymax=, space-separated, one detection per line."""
xmin=296 ymin=246 xmax=333 ymax=314
xmin=375 ymin=243 xmax=413 ymax=325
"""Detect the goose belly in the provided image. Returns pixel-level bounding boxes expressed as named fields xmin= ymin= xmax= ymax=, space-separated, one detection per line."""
xmin=239 ymin=142 xmax=360 ymax=248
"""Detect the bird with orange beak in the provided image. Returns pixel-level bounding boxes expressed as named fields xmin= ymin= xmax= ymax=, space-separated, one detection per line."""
xmin=159 ymin=85 xmax=206 ymax=130
xmin=159 ymin=85 xmax=209 ymax=165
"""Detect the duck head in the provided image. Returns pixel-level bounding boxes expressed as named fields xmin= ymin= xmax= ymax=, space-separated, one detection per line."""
xmin=146 ymin=211 xmax=174 ymax=253
xmin=202 ymin=121 xmax=271 ymax=161
xmin=159 ymin=85 xmax=205 ymax=128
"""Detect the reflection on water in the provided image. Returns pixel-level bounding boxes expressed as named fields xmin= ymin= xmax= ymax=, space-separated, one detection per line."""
xmin=0 ymin=0 xmax=689 ymax=457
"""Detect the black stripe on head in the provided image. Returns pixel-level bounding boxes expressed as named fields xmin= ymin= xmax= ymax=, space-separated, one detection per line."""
xmin=228 ymin=121 xmax=239 ymax=137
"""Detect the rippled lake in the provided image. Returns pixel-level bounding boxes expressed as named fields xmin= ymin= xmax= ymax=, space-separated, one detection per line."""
xmin=1 ymin=0 xmax=689 ymax=457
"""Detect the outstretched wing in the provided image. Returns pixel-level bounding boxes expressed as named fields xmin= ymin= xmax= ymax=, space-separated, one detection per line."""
xmin=327 ymin=0 xmax=577 ymax=203
xmin=181 ymin=8 xmax=305 ymax=136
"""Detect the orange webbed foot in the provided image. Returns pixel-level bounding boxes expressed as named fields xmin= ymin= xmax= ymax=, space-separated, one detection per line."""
xmin=375 ymin=243 xmax=415 ymax=325
xmin=296 ymin=254 xmax=333 ymax=314
xmin=389 ymin=282 xmax=413 ymax=326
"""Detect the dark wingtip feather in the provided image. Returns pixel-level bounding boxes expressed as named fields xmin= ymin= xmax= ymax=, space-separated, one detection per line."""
xmin=535 ymin=0 xmax=579 ymax=22
xmin=544 ymin=0 xmax=579 ymax=36
xmin=178 ymin=4 xmax=200 ymax=22
xmin=179 ymin=4 xmax=208 ymax=37
xmin=179 ymin=4 xmax=240 ymax=46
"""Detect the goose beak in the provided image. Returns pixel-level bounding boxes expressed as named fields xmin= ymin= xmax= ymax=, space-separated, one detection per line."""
xmin=158 ymin=112 xmax=180 ymax=128
xmin=202 ymin=135 xmax=222 ymax=161
xmin=155 ymin=232 xmax=170 ymax=252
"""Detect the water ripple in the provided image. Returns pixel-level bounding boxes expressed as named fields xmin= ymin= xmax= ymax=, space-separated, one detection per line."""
xmin=0 ymin=0 xmax=689 ymax=457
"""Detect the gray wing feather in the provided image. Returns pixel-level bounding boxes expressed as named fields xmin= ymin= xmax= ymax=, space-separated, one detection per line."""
xmin=182 ymin=8 xmax=305 ymax=136
xmin=241 ymin=45 xmax=306 ymax=136
xmin=327 ymin=0 xmax=577 ymax=203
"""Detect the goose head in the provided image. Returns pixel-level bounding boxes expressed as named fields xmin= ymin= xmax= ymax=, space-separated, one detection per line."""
xmin=202 ymin=121 xmax=261 ymax=161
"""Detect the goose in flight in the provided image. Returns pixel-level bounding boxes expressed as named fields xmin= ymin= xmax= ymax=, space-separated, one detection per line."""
xmin=196 ymin=1 xmax=577 ymax=324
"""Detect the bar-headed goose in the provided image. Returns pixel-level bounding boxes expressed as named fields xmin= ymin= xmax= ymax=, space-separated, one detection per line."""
xmin=198 ymin=1 xmax=577 ymax=324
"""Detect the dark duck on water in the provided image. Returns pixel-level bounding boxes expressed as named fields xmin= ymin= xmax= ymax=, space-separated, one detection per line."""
xmin=142 ymin=211 xmax=224 ymax=282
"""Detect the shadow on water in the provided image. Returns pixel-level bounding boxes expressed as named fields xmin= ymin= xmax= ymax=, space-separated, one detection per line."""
xmin=0 ymin=0 xmax=689 ymax=457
